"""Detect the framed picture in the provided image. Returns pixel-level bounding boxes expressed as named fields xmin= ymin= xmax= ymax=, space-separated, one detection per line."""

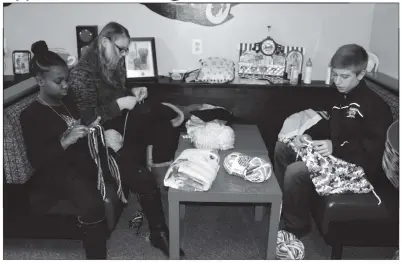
xmin=285 ymin=50 xmax=304 ymax=80
xmin=125 ymin=37 xmax=158 ymax=81
xmin=12 ymin=50 xmax=31 ymax=75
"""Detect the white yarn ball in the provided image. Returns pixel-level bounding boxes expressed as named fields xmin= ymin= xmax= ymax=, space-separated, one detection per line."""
xmin=192 ymin=123 xmax=235 ymax=150
xmin=104 ymin=129 xmax=123 ymax=152
xmin=276 ymin=230 xmax=305 ymax=260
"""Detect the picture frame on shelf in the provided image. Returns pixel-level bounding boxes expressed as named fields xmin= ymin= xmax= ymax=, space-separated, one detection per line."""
xmin=125 ymin=37 xmax=158 ymax=81
xmin=284 ymin=49 xmax=304 ymax=80
xmin=12 ymin=50 xmax=31 ymax=75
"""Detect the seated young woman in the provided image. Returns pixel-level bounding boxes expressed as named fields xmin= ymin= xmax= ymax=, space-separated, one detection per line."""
xmin=20 ymin=40 xmax=106 ymax=259
xmin=21 ymin=40 xmax=184 ymax=259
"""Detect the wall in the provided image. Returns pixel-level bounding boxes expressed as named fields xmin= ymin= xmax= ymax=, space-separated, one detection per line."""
xmin=4 ymin=3 xmax=375 ymax=80
xmin=369 ymin=3 xmax=399 ymax=79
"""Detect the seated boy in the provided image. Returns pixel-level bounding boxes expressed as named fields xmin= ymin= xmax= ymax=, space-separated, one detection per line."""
xmin=274 ymin=44 xmax=393 ymax=238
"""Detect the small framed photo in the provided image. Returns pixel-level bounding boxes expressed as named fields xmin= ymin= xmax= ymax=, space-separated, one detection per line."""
xmin=12 ymin=50 xmax=31 ymax=75
xmin=125 ymin=37 xmax=158 ymax=81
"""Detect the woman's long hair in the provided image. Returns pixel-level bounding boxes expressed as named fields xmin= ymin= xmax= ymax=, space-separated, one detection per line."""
xmin=89 ymin=22 xmax=130 ymax=88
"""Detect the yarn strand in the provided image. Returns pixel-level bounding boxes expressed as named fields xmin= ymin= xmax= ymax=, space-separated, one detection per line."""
xmin=88 ymin=125 xmax=127 ymax=204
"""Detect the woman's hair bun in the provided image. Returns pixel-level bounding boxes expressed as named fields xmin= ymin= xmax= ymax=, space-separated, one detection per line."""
xmin=31 ymin=40 xmax=48 ymax=57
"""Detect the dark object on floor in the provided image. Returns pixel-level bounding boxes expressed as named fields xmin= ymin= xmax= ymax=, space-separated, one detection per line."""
xmin=128 ymin=209 xmax=145 ymax=235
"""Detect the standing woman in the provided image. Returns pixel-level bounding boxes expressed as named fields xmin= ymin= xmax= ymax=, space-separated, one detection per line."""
xmin=20 ymin=40 xmax=106 ymax=259
xmin=68 ymin=21 xmax=184 ymax=257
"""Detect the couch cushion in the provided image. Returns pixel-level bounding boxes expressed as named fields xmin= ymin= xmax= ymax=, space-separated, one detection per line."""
xmin=315 ymin=193 xmax=389 ymax=223
xmin=312 ymin=182 xmax=399 ymax=224
xmin=4 ymin=92 xmax=39 ymax=184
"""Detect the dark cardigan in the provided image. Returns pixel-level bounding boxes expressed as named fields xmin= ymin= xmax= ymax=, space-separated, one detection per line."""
xmin=68 ymin=48 xmax=181 ymax=164
xmin=68 ymin=48 xmax=129 ymax=126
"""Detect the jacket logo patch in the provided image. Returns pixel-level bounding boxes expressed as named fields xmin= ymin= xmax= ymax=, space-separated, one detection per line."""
xmin=346 ymin=107 xmax=358 ymax=118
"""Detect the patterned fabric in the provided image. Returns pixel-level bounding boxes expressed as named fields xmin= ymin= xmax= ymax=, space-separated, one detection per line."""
xmin=368 ymin=83 xmax=399 ymax=121
xmin=280 ymin=136 xmax=381 ymax=205
xmin=4 ymin=92 xmax=38 ymax=184
xmin=276 ymin=230 xmax=305 ymax=260
xmin=195 ymin=57 xmax=235 ymax=84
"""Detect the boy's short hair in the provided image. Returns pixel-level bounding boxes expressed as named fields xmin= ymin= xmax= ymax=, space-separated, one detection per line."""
xmin=330 ymin=44 xmax=368 ymax=74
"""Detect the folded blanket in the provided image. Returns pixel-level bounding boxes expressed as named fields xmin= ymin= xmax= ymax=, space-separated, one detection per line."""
xmin=278 ymin=108 xmax=322 ymax=139
xmin=164 ymin=149 xmax=220 ymax=191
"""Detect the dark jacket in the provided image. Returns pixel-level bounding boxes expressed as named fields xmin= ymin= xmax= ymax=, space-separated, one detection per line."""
xmin=306 ymin=80 xmax=392 ymax=183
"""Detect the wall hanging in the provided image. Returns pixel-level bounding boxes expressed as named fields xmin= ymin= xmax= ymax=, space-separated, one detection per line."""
xmin=125 ymin=37 xmax=158 ymax=81
xmin=142 ymin=3 xmax=239 ymax=27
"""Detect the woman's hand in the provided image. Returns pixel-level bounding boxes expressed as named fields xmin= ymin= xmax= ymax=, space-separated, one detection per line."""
xmin=60 ymin=125 xmax=89 ymax=149
xmin=131 ymin=87 xmax=148 ymax=103
xmin=116 ymin=96 xmax=138 ymax=111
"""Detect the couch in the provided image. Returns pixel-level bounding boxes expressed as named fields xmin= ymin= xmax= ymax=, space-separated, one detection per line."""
xmin=258 ymin=78 xmax=399 ymax=259
xmin=3 ymin=84 xmax=128 ymax=250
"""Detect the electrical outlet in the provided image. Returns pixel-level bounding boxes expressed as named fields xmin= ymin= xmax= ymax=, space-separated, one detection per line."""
xmin=192 ymin=39 xmax=202 ymax=55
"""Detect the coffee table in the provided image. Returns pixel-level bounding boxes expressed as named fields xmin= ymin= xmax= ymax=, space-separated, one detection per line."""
xmin=167 ymin=124 xmax=282 ymax=259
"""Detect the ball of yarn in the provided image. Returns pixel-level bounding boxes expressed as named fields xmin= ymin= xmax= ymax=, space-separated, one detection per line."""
xmin=192 ymin=122 xmax=235 ymax=150
xmin=276 ymin=230 xmax=305 ymax=260
xmin=104 ymin=129 xmax=123 ymax=152
xmin=223 ymin=152 xmax=272 ymax=183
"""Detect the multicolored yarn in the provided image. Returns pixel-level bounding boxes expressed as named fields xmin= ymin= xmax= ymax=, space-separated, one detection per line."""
xmin=279 ymin=136 xmax=381 ymax=205
xmin=276 ymin=230 xmax=305 ymax=260
xmin=223 ymin=152 xmax=272 ymax=183
xmin=88 ymin=125 xmax=127 ymax=204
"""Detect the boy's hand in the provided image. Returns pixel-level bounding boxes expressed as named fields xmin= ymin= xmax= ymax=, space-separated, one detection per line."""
xmin=313 ymin=140 xmax=333 ymax=157
xmin=294 ymin=134 xmax=312 ymax=149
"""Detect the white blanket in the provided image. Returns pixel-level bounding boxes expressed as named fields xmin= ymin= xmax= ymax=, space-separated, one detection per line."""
xmin=164 ymin=148 xmax=220 ymax=191
xmin=278 ymin=108 xmax=322 ymax=140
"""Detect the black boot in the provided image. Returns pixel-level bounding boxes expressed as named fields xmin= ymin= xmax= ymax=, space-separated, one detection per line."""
xmin=138 ymin=189 xmax=185 ymax=258
xmin=78 ymin=217 xmax=108 ymax=259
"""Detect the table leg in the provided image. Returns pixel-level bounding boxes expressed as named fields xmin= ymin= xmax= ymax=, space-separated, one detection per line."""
xmin=265 ymin=200 xmax=281 ymax=259
xmin=168 ymin=199 xmax=180 ymax=260
xmin=254 ymin=205 xmax=264 ymax=221
xmin=180 ymin=204 xmax=186 ymax=220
